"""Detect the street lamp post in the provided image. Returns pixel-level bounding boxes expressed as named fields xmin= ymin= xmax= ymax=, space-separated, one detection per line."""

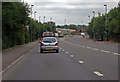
xmin=50 ymin=18 xmax=53 ymax=32
xmin=88 ymin=15 xmax=90 ymax=22
xmin=39 ymin=16 xmax=41 ymax=22
xmin=93 ymin=11 xmax=96 ymax=42
xmin=50 ymin=18 xmax=52 ymax=21
xmin=65 ymin=19 xmax=66 ymax=25
xmin=34 ymin=11 xmax=37 ymax=20
xmin=43 ymin=16 xmax=46 ymax=22
xmin=104 ymin=4 xmax=108 ymax=41
xmin=30 ymin=5 xmax=34 ymax=42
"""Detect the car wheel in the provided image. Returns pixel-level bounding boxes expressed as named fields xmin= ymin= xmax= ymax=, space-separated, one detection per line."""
xmin=56 ymin=49 xmax=59 ymax=53
xmin=40 ymin=48 xmax=43 ymax=53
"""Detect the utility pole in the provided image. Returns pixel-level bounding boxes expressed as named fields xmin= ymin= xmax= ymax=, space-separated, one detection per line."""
xmin=65 ymin=19 xmax=66 ymax=25
xmin=30 ymin=5 xmax=34 ymax=42
xmin=88 ymin=15 xmax=90 ymax=22
xmin=43 ymin=16 xmax=46 ymax=22
xmin=50 ymin=18 xmax=52 ymax=21
xmin=39 ymin=16 xmax=41 ymax=22
xmin=98 ymin=12 xmax=101 ymax=17
xmin=104 ymin=4 xmax=108 ymax=41
xmin=93 ymin=11 xmax=96 ymax=42
xmin=34 ymin=11 xmax=37 ymax=20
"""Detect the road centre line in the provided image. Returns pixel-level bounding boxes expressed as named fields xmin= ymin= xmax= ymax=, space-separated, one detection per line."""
xmin=81 ymin=46 xmax=85 ymax=48
xmin=94 ymin=71 xmax=104 ymax=77
xmin=92 ymin=48 xmax=99 ymax=51
xmin=101 ymin=50 xmax=110 ymax=53
xmin=70 ymin=55 xmax=74 ymax=57
xmin=78 ymin=61 xmax=84 ymax=64
xmin=86 ymin=47 xmax=91 ymax=49
xmin=66 ymin=52 xmax=68 ymax=54
xmin=113 ymin=53 xmax=120 ymax=55
xmin=61 ymin=39 xmax=119 ymax=55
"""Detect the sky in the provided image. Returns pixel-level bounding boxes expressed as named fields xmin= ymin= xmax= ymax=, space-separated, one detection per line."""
xmin=23 ymin=0 xmax=119 ymax=25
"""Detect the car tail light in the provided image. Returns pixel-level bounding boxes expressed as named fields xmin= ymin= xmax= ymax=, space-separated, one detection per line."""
xmin=41 ymin=43 xmax=44 ymax=46
xmin=55 ymin=43 xmax=58 ymax=46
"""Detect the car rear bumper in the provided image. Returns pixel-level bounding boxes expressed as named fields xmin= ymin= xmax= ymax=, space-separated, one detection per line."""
xmin=41 ymin=46 xmax=58 ymax=51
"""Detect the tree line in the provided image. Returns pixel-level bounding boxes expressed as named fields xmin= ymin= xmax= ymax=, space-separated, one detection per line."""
xmin=2 ymin=2 xmax=56 ymax=49
xmin=56 ymin=24 xmax=88 ymax=32
xmin=87 ymin=2 xmax=120 ymax=42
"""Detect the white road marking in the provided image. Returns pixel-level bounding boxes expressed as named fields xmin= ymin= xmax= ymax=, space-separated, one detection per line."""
xmin=86 ymin=47 xmax=91 ymax=49
xmin=2 ymin=55 xmax=25 ymax=73
xmin=113 ymin=53 xmax=120 ymax=55
xmin=63 ymin=50 xmax=65 ymax=51
xmin=94 ymin=71 xmax=104 ymax=77
xmin=92 ymin=48 xmax=99 ymax=51
xmin=61 ymin=38 xmax=117 ymax=56
xmin=70 ymin=55 xmax=74 ymax=57
xmin=101 ymin=50 xmax=110 ymax=53
xmin=78 ymin=61 xmax=84 ymax=64
xmin=66 ymin=52 xmax=68 ymax=54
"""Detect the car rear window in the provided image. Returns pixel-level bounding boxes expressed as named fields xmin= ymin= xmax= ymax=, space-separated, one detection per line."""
xmin=43 ymin=38 xmax=56 ymax=43
xmin=43 ymin=33 xmax=53 ymax=36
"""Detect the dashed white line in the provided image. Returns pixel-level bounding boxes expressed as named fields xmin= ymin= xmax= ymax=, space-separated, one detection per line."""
xmin=61 ymin=39 xmax=118 ymax=56
xmin=86 ymin=47 xmax=91 ymax=49
xmin=66 ymin=52 xmax=68 ymax=54
xmin=94 ymin=71 xmax=104 ymax=77
xmin=113 ymin=53 xmax=120 ymax=55
xmin=70 ymin=55 xmax=74 ymax=57
xmin=92 ymin=48 xmax=99 ymax=51
xmin=101 ymin=50 xmax=110 ymax=53
xmin=81 ymin=46 xmax=85 ymax=48
xmin=78 ymin=61 xmax=84 ymax=64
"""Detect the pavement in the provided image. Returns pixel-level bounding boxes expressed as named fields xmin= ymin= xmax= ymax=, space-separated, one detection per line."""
xmin=2 ymin=36 xmax=119 ymax=80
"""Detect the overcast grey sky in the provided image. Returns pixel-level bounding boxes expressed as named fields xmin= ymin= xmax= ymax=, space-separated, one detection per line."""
xmin=24 ymin=0 xmax=119 ymax=25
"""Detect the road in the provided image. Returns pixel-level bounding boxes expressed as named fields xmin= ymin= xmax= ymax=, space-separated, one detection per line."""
xmin=2 ymin=36 xmax=119 ymax=80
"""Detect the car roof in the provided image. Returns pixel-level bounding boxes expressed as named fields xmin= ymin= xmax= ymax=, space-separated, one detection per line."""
xmin=43 ymin=37 xmax=56 ymax=39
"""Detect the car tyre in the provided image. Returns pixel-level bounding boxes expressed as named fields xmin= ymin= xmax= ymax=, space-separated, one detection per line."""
xmin=56 ymin=49 xmax=59 ymax=53
xmin=40 ymin=48 xmax=43 ymax=53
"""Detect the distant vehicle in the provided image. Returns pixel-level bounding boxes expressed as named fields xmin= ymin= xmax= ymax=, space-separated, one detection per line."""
xmin=81 ymin=32 xmax=85 ymax=38
xmin=54 ymin=33 xmax=58 ymax=37
xmin=58 ymin=34 xmax=64 ymax=37
xmin=40 ymin=37 xmax=59 ymax=53
xmin=42 ymin=32 xmax=55 ymax=39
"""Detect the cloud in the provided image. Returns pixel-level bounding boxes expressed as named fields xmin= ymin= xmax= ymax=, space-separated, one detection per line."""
xmin=24 ymin=0 xmax=119 ymax=25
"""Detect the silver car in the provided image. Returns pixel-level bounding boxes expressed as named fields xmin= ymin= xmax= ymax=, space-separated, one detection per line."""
xmin=40 ymin=37 xmax=59 ymax=53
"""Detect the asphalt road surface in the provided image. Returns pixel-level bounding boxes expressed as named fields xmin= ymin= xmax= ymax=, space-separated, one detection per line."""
xmin=2 ymin=36 xmax=119 ymax=80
